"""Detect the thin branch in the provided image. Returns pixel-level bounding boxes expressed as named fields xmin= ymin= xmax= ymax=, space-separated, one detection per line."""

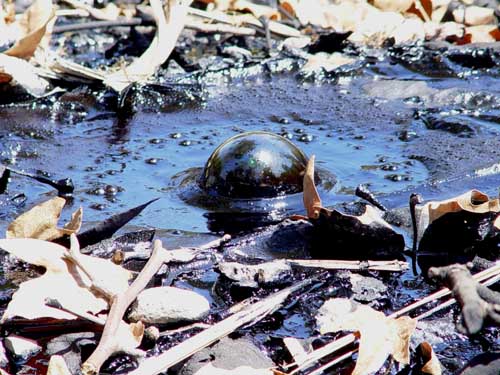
xmin=288 ymin=262 xmax=500 ymax=373
xmin=128 ymin=280 xmax=311 ymax=375
xmin=286 ymin=259 xmax=408 ymax=272
xmin=81 ymin=239 xmax=170 ymax=375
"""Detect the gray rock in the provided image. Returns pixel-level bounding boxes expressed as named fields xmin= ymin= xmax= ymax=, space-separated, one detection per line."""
xmin=128 ymin=286 xmax=210 ymax=324
xmin=179 ymin=337 xmax=274 ymax=375
xmin=349 ymin=274 xmax=388 ymax=303
xmin=218 ymin=259 xmax=292 ymax=288
xmin=4 ymin=335 xmax=41 ymax=361
xmin=46 ymin=332 xmax=97 ymax=375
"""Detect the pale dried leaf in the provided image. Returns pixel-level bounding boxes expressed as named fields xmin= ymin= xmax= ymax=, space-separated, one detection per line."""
xmin=454 ymin=6 xmax=495 ymax=26
xmin=194 ymin=363 xmax=273 ymax=375
xmin=302 ymin=52 xmax=355 ymax=73
xmin=466 ymin=25 xmax=498 ymax=43
xmin=317 ymin=298 xmax=416 ymax=375
xmin=373 ymin=0 xmax=413 ymax=13
xmin=104 ymin=0 xmax=190 ymax=92
xmin=5 ymin=0 xmax=55 ymax=59
xmin=7 ymin=197 xmax=82 ymax=241
xmin=233 ymin=0 xmax=280 ymax=20
xmin=0 ymin=238 xmax=131 ymax=322
xmin=303 ymin=155 xmax=321 ymax=219
xmin=47 ymin=355 xmax=72 ymax=375
xmin=431 ymin=5 xmax=448 ymax=23
xmin=0 ymin=54 xmax=50 ymax=97
xmin=117 ymin=321 xmax=144 ymax=350
xmin=419 ymin=342 xmax=442 ymax=375
xmin=62 ymin=0 xmax=120 ymax=21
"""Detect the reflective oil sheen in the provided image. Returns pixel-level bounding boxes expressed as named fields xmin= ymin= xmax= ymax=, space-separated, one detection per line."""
xmin=200 ymin=131 xmax=309 ymax=198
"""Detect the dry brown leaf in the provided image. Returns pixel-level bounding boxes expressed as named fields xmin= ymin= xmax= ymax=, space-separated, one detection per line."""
xmin=194 ymin=363 xmax=273 ymax=375
xmin=372 ymin=0 xmax=413 ymax=13
xmin=104 ymin=0 xmax=190 ymax=92
xmin=317 ymin=298 xmax=416 ymax=375
xmin=419 ymin=342 xmax=442 ymax=375
xmin=0 ymin=238 xmax=131 ymax=322
xmin=407 ymin=0 xmax=433 ymax=21
xmin=303 ymin=155 xmax=321 ymax=219
xmin=62 ymin=0 xmax=120 ymax=21
xmin=0 ymin=53 xmax=51 ymax=96
xmin=417 ymin=190 xmax=500 ymax=239
xmin=7 ymin=197 xmax=82 ymax=241
xmin=466 ymin=25 xmax=499 ymax=43
xmin=489 ymin=28 xmax=500 ymax=41
xmin=5 ymin=0 xmax=55 ymax=59
xmin=47 ymin=355 xmax=72 ymax=375
xmin=232 ymin=0 xmax=280 ymax=20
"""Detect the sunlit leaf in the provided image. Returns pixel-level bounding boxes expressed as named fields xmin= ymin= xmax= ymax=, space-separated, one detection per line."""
xmin=419 ymin=342 xmax=442 ymax=375
xmin=0 ymin=54 xmax=51 ymax=97
xmin=7 ymin=197 xmax=82 ymax=241
xmin=303 ymin=155 xmax=321 ymax=219
xmin=104 ymin=0 xmax=190 ymax=93
xmin=0 ymin=238 xmax=131 ymax=322
xmin=317 ymin=298 xmax=416 ymax=375
xmin=5 ymin=0 xmax=55 ymax=59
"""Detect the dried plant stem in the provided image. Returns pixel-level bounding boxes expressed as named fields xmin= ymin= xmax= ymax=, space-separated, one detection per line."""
xmin=128 ymin=280 xmax=311 ymax=375
xmin=81 ymin=239 xmax=170 ymax=375
xmin=290 ymin=262 xmax=500 ymax=374
xmin=287 ymin=259 xmax=408 ymax=272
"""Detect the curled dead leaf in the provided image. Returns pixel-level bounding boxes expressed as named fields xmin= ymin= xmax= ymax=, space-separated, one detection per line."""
xmin=0 ymin=54 xmax=51 ymax=97
xmin=303 ymin=155 xmax=321 ymax=219
xmin=418 ymin=342 xmax=442 ymax=375
xmin=5 ymin=0 xmax=55 ymax=59
xmin=0 ymin=238 xmax=131 ymax=322
xmin=232 ymin=0 xmax=280 ymax=20
xmin=104 ymin=0 xmax=190 ymax=93
xmin=317 ymin=298 xmax=416 ymax=375
xmin=7 ymin=197 xmax=82 ymax=241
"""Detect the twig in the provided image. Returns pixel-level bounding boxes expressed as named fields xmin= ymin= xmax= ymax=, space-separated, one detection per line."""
xmin=355 ymin=184 xmax=387 ymax=211
xmin=288 ymin=262 xmax=500 ymax=374
xmin=286 ymin=259 xmax=408 ymax=272
xmin=53 ymin=18 xmax=144 ymax=34
xmin=128 ymin=280 xmax=312 ymax=375
xmin=410 ymin=193 xmax=422 ymax=275
xmin=81 ymin=239 xmax=172 ymax=375
xmin=186 ymin=18 xmax=256 ymax=35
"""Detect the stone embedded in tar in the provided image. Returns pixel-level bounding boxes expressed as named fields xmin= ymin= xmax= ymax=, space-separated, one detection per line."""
xmin=4 ymin=335 xmax=41 ymax=361
xmin=128 ymin=286 xmax=210 ymax=324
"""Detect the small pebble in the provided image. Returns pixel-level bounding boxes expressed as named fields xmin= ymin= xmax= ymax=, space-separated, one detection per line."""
xmin=146 ymin=158 xmax=158 ymax=165
xmin=170 ymin=133 xmax=182 ymax=139
xmin=179 ymin=140 xmax=192 ymax=146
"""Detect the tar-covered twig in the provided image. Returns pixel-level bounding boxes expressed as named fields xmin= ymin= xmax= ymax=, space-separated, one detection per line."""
xmin=7 ymin=167 xmax=74 ymax=196
xmin=410 ymin=193 xmax=422 ymax=275
xmin=355 ymin=184 xmax=387 ymax=211
xmin=428 ymin=263 xmax=500 ymax=335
